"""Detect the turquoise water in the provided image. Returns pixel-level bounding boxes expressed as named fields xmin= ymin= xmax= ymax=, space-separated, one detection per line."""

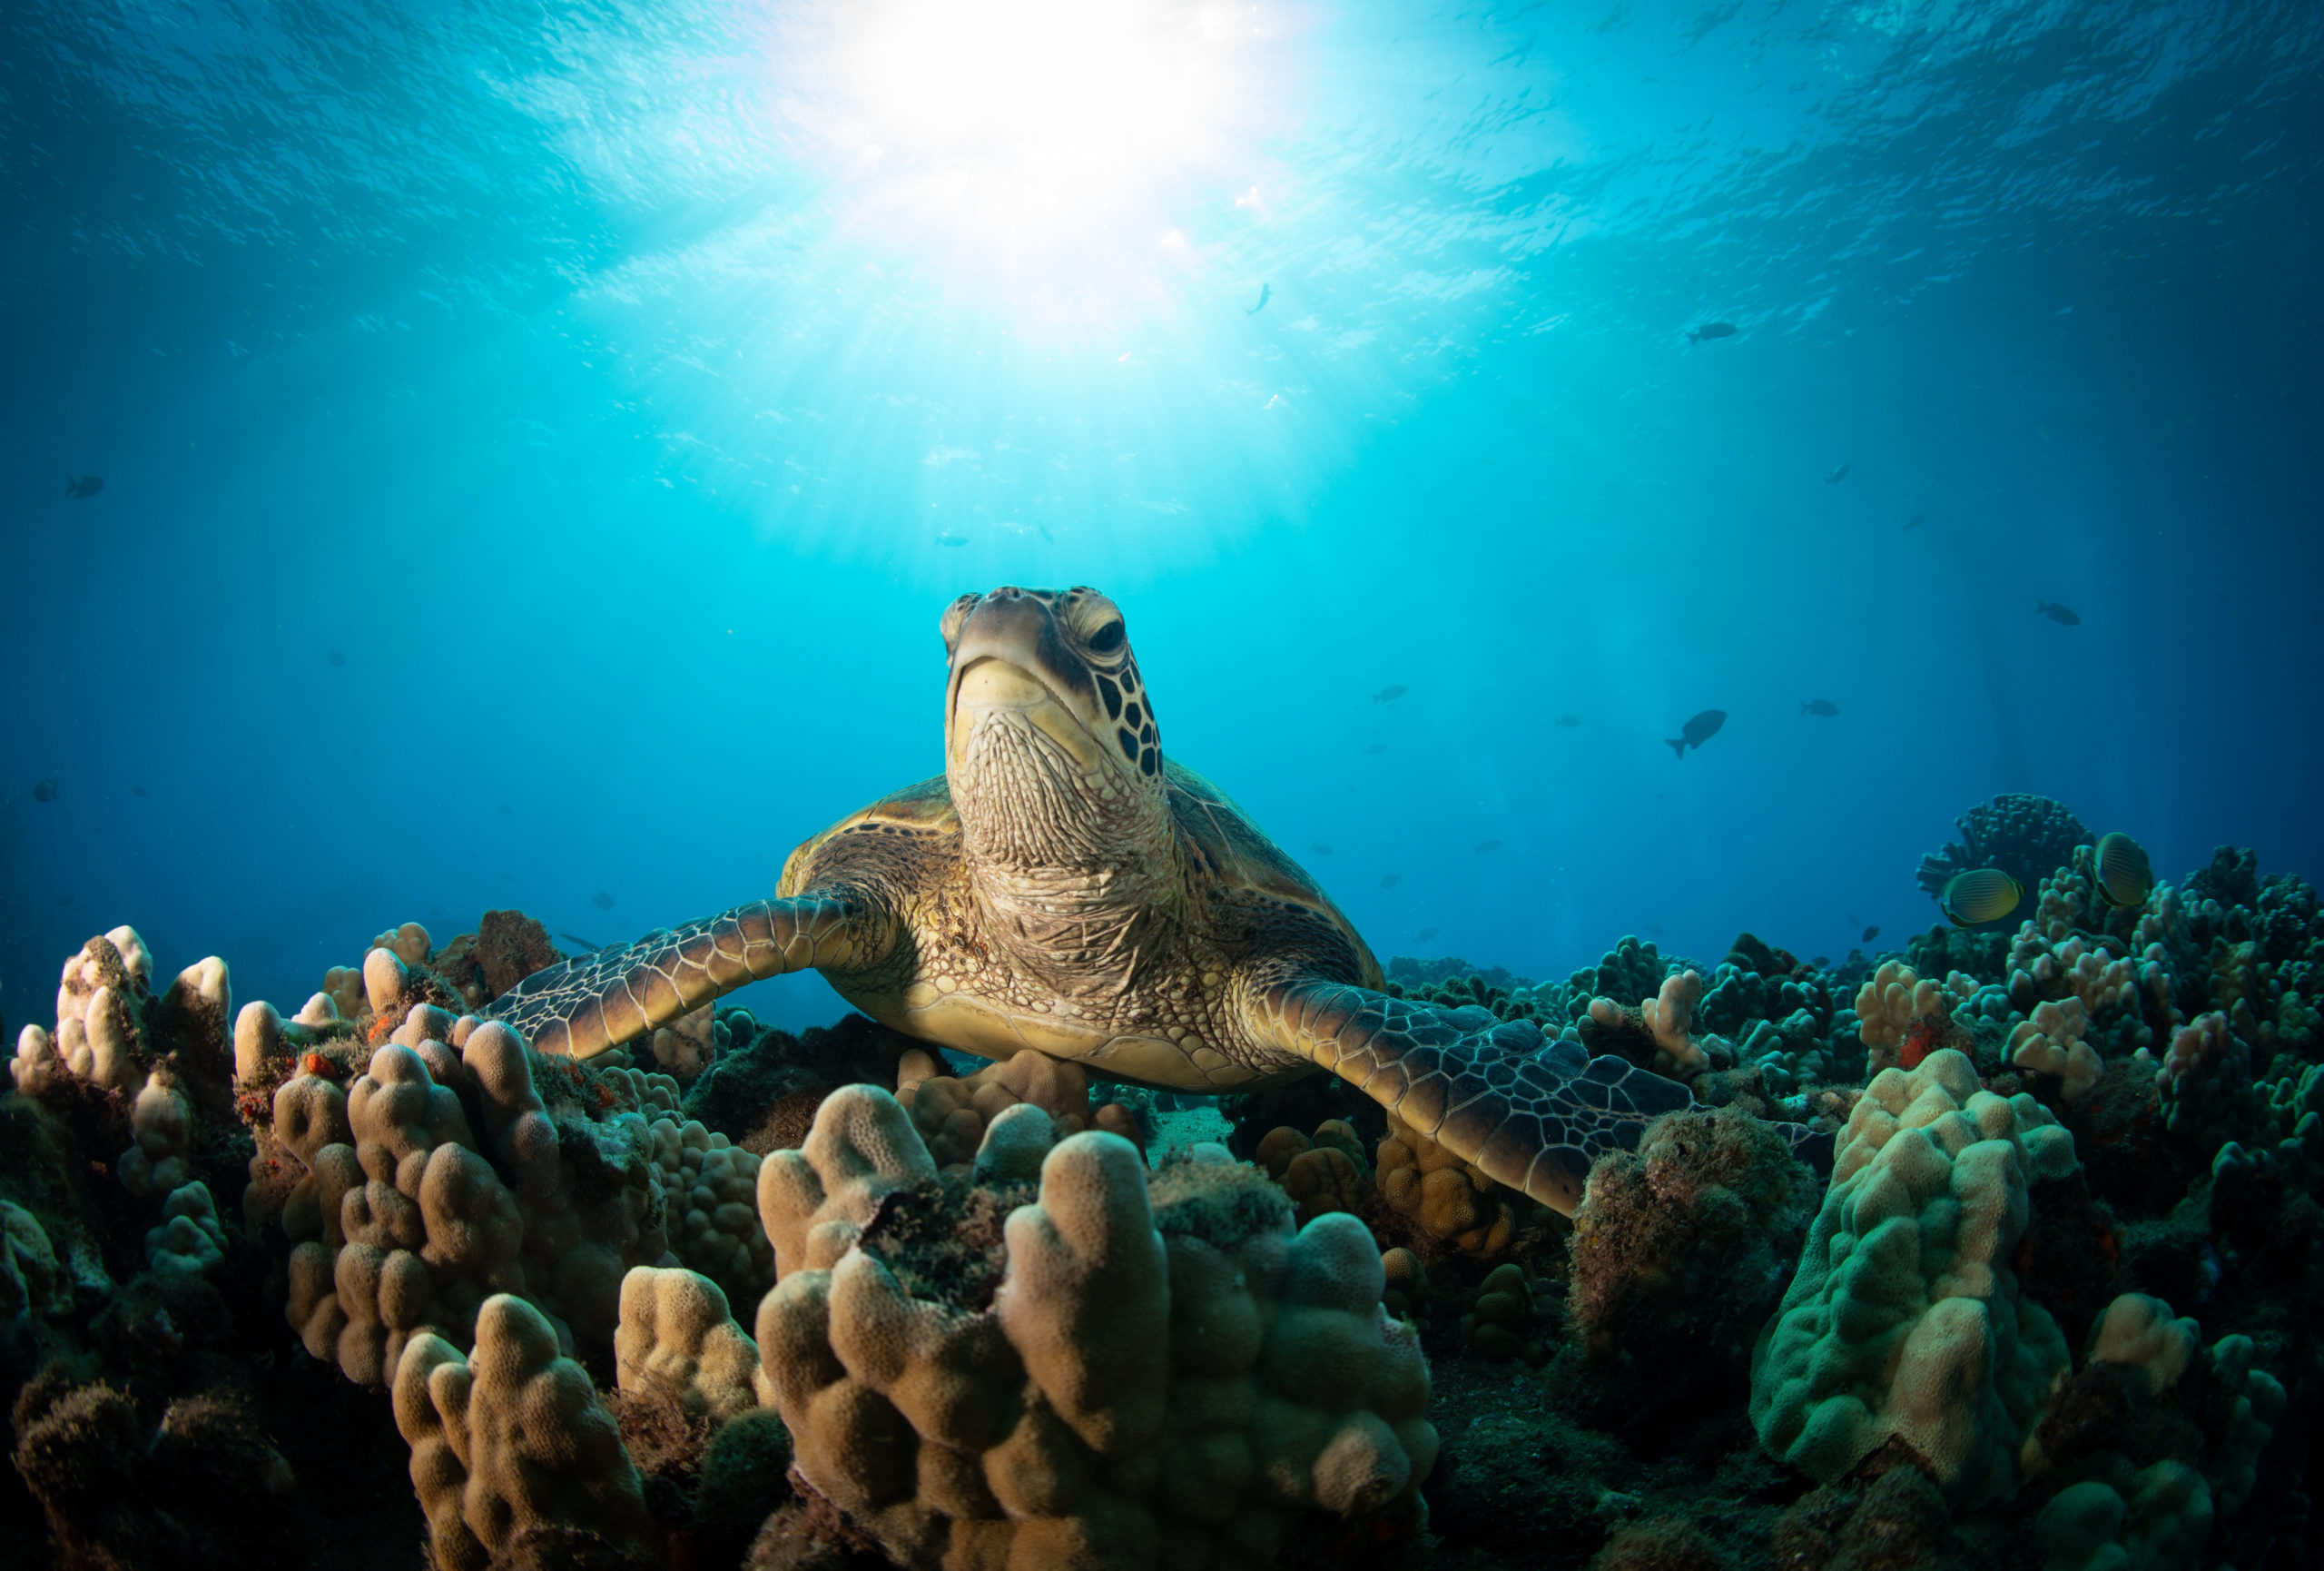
xmin=5 ymin=1 xmax=2319 ymax=1028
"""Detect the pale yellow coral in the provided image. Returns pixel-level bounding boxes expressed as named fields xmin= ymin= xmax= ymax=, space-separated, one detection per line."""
xmin=614 ymin=1265 xmax=761 ymax=1423
xmin=393 ymin=1293 xmax=654 ymax=1571
xmin=2009 ymin=999 xmax=2106 ymax=1102
xmin=1854 ymin=960 xmax=1958 ymax=1073
xmin=1586 ymin=968 xmax=1708 ymax=1074
xmin=753 ymin=1085 xmax=1436 ymax=1569
xmin=1751 ymin=1050 xmax=2078 ymax=1505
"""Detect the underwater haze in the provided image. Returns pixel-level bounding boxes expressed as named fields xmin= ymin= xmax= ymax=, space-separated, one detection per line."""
xmin=5 ymin=0 xmax=2321 ymax=1028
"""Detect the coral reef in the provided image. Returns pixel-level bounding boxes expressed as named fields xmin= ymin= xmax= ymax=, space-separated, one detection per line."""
xmin=1915 ymin=793 xmax=2094 ymax=904
xmin=394 ymin=1292 xmax=655 ymax=1569
xmin=1377 ymin=1108 xmax=1517 ymax=1254
xmin=892 ymin=1047 xmax=1145 ymax=1167
xmin=1567 ymin=1108 xmax=1815 ymax=1397
xmin=1750 ymin=1050 xmax=2080 ymax=1504
xmin=753 ymin=1084 xmax=1435 ymax=1568
xmin=2 ymin=835 xmax=2317 ymax=1571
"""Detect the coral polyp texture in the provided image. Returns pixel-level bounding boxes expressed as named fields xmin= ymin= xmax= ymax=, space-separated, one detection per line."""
xmin=753 ymin=1083 xmax=1435 ymax=1569
xmin=393 ymin=1291 xmax=656 ymax=1569
xmin=2 ymin=823 xmax=2319 ymax=1571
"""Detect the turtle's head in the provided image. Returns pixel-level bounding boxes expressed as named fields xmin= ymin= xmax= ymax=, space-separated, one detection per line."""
xmin=941 ymin=585 xmax=1167 ymax=872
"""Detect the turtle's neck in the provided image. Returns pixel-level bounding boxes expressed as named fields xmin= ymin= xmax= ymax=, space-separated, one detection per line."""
xmin=950 ymin=707 xmax=1184 ymax=993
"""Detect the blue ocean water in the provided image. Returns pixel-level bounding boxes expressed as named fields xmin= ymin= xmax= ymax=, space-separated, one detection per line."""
xmin=4 ymin=0 xmax=2319 ymax=1032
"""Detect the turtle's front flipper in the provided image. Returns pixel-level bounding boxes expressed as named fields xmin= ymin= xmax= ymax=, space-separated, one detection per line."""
xmin=1243 ymin=969 xmax=1694 ymax=1214
xmin=485 ymin=892 xmax=890 ymax=1059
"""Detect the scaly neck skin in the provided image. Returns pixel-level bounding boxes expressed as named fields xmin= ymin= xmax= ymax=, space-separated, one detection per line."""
xmin=950 ymin=706 xmax=1185 ymax=995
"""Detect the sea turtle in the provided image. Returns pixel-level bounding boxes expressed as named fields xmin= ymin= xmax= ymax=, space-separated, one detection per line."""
xmin=489 ymin=586 xmax=1709 ymax=1212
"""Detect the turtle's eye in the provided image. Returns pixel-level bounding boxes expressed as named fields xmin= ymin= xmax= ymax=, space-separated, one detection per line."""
xmin=1088 ymin=619 xmax=1126 ymax=654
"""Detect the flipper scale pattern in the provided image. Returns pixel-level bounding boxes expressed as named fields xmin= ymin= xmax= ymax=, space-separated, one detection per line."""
xmin=485 ymin=893 xmax=882 ymax=1059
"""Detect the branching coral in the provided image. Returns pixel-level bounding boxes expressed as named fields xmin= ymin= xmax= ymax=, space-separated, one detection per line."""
xmin=1588 ymin=969 xmax=1708 ymax=1075
xmin=246 ymin=1003 xmax=764 ymax=1383
xmin=11 ymin=931 xmax=236 ymax=1199
xmin=394 ymin=1292 xmax=656 ymax=1571
xmin=2010 ymin=1000 xmax=2107 ymax=1103
xmin=2142 ymin=1011 xmax=2260 ymax=1158
xmin=613 ymin=1265 xmax=761 ymax=1424
xmin=1852 ymin=960 xmax=1971 ymax=1076
xmin=753 ymin=1083 xmax=1436 ymax=1568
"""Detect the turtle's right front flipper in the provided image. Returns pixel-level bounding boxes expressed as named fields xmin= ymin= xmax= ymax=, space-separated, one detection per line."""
xmin=485 ymin=891 xmax=891 ymax=1059
xmin=1243 ymin=967 xmax=1697 ymax=1215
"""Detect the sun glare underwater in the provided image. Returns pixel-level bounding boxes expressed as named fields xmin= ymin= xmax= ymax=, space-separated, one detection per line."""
xmin=4 ymin=1 xmax=2324 ymax=1568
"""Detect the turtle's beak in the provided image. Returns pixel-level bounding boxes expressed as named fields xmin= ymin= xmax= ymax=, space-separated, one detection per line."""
xmin=946 ymin=590 xmax=1105 ymax=771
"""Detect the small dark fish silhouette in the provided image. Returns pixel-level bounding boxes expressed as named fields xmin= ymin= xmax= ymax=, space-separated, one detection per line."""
xmin=56 ymin=894 xmax=74 ymax=906
xmin=1553 ymin=715 xmax=1581 ymax=728
xmin=1311 ymin=841 xmax=1334 ymax=855
xmin=326 ymin=649 xmax=348 ymax=667
xmin=1372 ymin=685 xmax=1407 ymax=703
xmin=2037 ymin=600 xmax=2081 ymax=626
xmin=936 ymin=531 xmax=969 ymax=548
xmin=64 ymin=476 xmax=104 ymax=499
xmin=1475 ymin=838 xmax=1502 ymax=853
xmin=1823 ymin=463 xmax=1851 ymax=485
xmin=1247 ymin=283 xmax=1271 ymax=315
xmin=495 ymin=804 xmax=514 ymax=815
xmin=1417 ymin=926 xmax=1440 ymax=944
xmin=133 ymin=786 xmax=146 ymax=797
xmin=1363 ymin=744 xmax=1388 ymax=756
xmin=1380 ymin=874 xmax=1402 ymax=888
xmin=32 ymin=778 xmax=58 ymax=803
xmin=1904 ymin=514 xmax=1925 ymax=532
xmin=1801 ymin=698 xmax=1839 ymax=717
xmin=1666 ymin=709 xmax=1727 ymax=759
xmin=590 ymin=891 xmax=616 ymax=911
xmin=1861 ymin=924 xmax=1881 ymax=944
xmin=1688 ymin=321 xmax=1738 ymax=344
xmin=558 ymin=933 xmax=606 ymax=953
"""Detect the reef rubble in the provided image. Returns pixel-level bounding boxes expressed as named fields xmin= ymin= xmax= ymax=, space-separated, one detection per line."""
xmin=2 ymin=835 xmax=2318 ymax=1571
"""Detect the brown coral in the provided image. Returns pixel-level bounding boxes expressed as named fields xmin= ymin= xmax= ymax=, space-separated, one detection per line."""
xmin=1377 ymin=1110 xmax=1513 ymax=1254
xmin=893 ymin=1049 xmax=1143 ymax=1167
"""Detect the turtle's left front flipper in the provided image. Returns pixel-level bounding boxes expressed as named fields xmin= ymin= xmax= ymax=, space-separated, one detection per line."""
xmin=485 ymin=891 xmax=890 ymax=1060
xmin=1242 ymin=968 xmax=1694 ymax=1214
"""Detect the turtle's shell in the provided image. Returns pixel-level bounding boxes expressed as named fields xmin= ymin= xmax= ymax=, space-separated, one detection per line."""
xmin=1161 ymin=760 xmax=1385 ymax=990
xmin=778 ymin=760 xmax=1383 ymax=990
